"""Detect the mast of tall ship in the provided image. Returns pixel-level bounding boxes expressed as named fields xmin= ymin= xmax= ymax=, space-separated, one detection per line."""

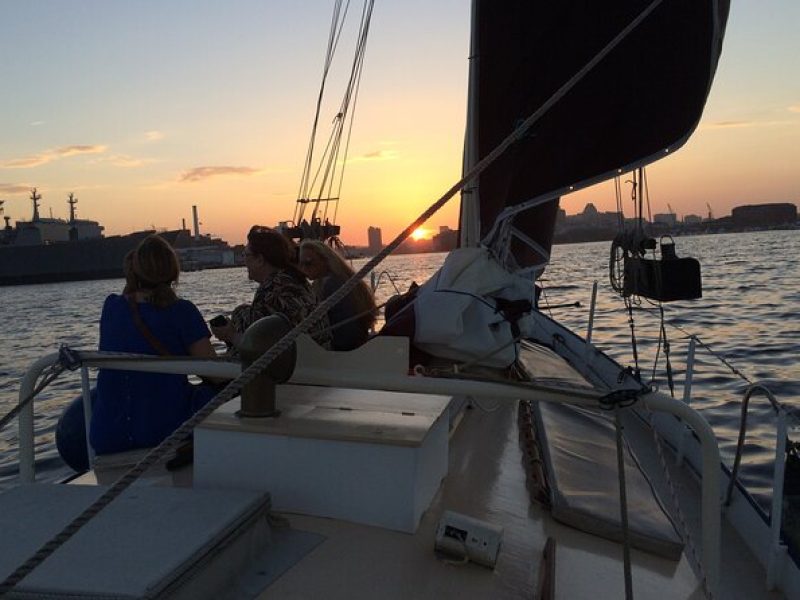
xmin=67 ymin=193 xmax=78 ymax=223
xmin=30 ymin=188 xmax=41 ymax=222
xmin=288 ymin=0 xmax=374 ymax=247
xmin=67 ymin=193 xmax=79 ymax=241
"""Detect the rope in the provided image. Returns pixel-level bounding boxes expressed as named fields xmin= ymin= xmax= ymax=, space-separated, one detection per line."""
xmin=0 ymin=2 xmax=667 ymax=591
xmin=371 ymin=270 xmax=402 ymax=295
xmin=648 ymin=304 xmax=675 ymax=397
xmin=625 ymin=297 xmax=641 ymax=377
xmin=0 ymin=365 xmax=64 ymax=433
xmin=614 ymin=407 xmax=634 ymax=599
xmin=619 ymin=309 xmax=717 ymax=596
xmin=641 ymin=403 xmax=712 ymax=598
xmin=631 ymin=304 xmax=754 ymax=386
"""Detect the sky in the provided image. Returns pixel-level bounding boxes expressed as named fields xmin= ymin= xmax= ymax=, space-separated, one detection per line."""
xmin=0 ymin=1 xmax=797 ymax=246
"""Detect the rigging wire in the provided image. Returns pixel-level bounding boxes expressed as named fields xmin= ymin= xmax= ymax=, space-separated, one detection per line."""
xmin=0 ymin=365 xmax=64 ymax=434
xmin=295 ymin=0 xmax=374 ymax=228
xmin=614 ymin=175 xmax=625 ymax=228
xmin=642 ymin=166 xmax=653 ymax=224
xmin=332 ymin=0 xmax=372 ymax=224
xmin=296 ymin=0 xmax=350 ymax=220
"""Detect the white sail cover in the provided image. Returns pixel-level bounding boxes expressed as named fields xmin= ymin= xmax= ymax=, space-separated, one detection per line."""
xmin=414 ymin=247 xmax=535 ymax=368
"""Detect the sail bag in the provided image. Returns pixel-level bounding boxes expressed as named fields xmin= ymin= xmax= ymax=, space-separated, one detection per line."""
xmin=413 ymin=247 xmax=535 ymax=368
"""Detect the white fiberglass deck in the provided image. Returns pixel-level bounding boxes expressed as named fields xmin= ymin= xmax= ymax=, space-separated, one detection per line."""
xmin=247 ymin=393 xmax=778 ymax=599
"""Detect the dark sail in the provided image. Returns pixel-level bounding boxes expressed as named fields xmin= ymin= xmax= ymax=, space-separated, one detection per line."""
xmin=472 ymin=0 xmax=730 ymax=270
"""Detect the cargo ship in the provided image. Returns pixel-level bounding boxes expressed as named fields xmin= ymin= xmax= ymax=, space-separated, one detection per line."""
xmin=0 ymin=190 xmax=234 ymax=286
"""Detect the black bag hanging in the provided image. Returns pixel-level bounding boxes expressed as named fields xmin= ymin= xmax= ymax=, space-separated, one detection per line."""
xmin=623 ymin=236 xmax=702 ymax=302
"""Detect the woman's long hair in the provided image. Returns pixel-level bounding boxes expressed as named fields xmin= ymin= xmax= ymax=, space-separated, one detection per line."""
xmin=300 ymin=240 xmax=377 ymax=328
xmin=247 ymin=226 xmax=305 ymax=282
xmin=129 ymin=234 xmax=180 ymax=307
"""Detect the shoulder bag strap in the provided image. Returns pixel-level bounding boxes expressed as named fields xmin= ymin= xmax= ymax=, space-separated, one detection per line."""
xmin=126 ymin=294 xmax=172 ymax=357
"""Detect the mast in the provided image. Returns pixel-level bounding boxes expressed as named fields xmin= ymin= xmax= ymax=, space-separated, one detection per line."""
xmin=30 ymin=188 xmax=41 ymax=222
xmin=288 ymin=0 xmax=374 ymax=246
xmin=67 ymin=193 xmax=79 ymax=241
xmin=458 ymin=0 xmax=480 ymax=248
xmin=67 ymin=193 xmax=78 ymax=223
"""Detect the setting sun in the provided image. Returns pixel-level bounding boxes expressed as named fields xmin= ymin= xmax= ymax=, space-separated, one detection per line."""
xmin=411 ymin=227 xmax=429 ymax=241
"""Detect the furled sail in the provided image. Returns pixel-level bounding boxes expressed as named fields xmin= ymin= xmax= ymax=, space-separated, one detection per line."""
xmin=464 ymin=0 xmax=730 ymax=274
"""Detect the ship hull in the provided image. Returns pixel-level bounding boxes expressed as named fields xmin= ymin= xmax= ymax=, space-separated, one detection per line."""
xmin=0 ymin=231 xmax=160 ymax=286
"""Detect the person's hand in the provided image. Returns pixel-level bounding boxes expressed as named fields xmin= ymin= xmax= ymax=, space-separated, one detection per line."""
xmin=211 ymin=321 xmax=239 ymax=346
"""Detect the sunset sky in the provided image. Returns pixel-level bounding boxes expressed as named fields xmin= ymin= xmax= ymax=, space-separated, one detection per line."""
xmin=1 ymin=1 xmax=797 ymax=246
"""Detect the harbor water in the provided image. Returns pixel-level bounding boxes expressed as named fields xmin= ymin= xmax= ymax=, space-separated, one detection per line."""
xmin=1 ymin=230 xmax=798 ymax=511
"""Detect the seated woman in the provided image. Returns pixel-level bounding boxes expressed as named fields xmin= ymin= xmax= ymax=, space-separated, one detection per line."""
xmin=299 ymin=240 xmax=377 ymax=351
xmin=89 ymin=234 xmax=218 ymax=455
xmin=211 ymin=226 xmax=331 ymax=349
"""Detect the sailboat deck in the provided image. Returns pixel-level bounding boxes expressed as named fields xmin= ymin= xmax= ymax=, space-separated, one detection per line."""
xmin=64 ymin=340 xmax=782 ymax=598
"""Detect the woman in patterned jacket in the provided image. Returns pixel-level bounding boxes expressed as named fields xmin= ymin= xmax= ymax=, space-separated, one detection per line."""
xmin=211 ymin=226 xmax=331 ymax=349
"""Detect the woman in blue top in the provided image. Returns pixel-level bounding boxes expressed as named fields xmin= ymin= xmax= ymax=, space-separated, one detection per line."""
xmin=90 ymin=234 xmax=217 ymax=455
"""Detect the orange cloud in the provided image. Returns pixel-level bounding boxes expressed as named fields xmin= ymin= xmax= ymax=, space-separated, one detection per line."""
xmin=702 ymin=120 xmax=753 ymax=130
xmin=351 ymin=149 xmax=398 ymax=162
xmin=179 ymin=166 xmax=260 ymax=182
xmin=0 ymin=144 xmax=107 ymax=168
xmin=789 ymin=104 xmax=800 ymax=114
xmin=91 ymin=154 xmax=153 ymax=168
xmin=0 ymin=183 xmax=31 ymax=194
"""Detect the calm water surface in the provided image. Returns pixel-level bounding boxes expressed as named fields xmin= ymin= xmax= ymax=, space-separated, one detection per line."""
xmin=1 ymin=230 xmax=798 ymax=509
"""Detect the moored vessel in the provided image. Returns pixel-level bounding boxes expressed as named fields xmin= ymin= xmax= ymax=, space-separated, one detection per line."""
xmin=0 ymin=191 xmax=234 ymax=285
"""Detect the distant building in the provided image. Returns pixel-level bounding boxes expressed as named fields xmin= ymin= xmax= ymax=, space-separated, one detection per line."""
xmin=367 ymin=226 xmax=383 ymax=255
xmin=432 ymin=226 xmax=458 ymax=252
xmin=731 ymin=203 xmax=797 ymax=227
xmin=683 ymin=214 xmax=703 ymax=225
xmin=653 ymin=213 xmax=678 ymax=226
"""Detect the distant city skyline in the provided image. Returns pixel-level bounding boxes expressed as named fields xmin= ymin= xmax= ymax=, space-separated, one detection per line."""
xmin=1 ymin=2 xmax=798 ymax=246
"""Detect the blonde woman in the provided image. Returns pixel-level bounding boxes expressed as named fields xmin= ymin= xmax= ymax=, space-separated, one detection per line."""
xmin=299 ymin=240 xmax=377 ymax=350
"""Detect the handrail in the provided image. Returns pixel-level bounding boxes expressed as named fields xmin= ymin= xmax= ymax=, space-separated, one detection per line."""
xmin=723 ymin=383 xmax=790 ymax=589
xmin=640 ymin=391 xmax=721 ymax=598
xmin=17 ymin=353 xmax=241 ymax=483
xmin=724 ymin=384 xmax=785 ymax=506
xmin=16 ymin=346 xmax=723 ymax=598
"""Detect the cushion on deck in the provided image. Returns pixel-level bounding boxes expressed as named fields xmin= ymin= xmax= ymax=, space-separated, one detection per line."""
xmin=532 ymin=401 xmax=684 ymax=560
xmin=0 ymin=484 xmax=271 ymax=599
